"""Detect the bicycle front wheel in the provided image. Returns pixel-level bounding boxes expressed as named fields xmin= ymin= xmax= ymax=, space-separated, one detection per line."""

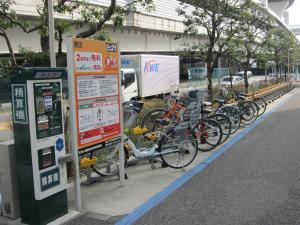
xmin=90 ymin=146 xmax=127 ymax=176
xmin=158 ymin=128 xmax=198 ymax=169
xmin=254 ymin=97 xmax=267 ymax=116
xmin=140 ymin=108 xmax=169 ymax=132
xmin=208 ymin=114 xmax=231 ymax=144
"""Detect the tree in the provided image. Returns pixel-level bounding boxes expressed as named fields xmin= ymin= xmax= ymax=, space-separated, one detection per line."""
xmin=1 ymin=0 xmax=153 ymax=67
xmin=38 ymin=0 xmax=154 ymax=54
xmin=0 ymin=0 xmax=41 ymax=68
xmin=265 ymin=27 xmax=298 ymax=78
xmin=177 ymin=0 xmax=240 ymax=93
xmin=226 ymin=0 xmax=273 ymax=89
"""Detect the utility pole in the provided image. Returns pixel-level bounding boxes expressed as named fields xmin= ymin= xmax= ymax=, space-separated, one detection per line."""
xmin=48 ymin=0 xmax=56 ymax=67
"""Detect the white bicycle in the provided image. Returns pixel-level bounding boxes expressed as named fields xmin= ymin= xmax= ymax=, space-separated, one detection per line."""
xmin=89 ymin=101 xmax=198 ymax=176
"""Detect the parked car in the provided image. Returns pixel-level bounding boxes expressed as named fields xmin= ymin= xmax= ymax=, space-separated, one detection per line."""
xmin=221 ymin=76 xmax=244 ymax=87
xmin=236 ymin=71 xmax=252 ymax=79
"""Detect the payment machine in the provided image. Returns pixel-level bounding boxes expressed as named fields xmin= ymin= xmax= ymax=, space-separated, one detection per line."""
xmin=11 ymin=68 xmax=69 ymax=225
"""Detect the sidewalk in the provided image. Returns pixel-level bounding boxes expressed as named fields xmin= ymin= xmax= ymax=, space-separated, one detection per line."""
xmin=66 ymin=88 xmax=295 ymax=224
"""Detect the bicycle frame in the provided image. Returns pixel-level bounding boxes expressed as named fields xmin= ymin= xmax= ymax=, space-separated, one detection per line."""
xmin=124 ymin=134 xmax=158 ymax=158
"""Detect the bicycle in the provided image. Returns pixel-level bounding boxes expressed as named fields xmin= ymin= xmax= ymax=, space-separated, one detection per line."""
xmin=142 ymin=94 xmax=230 ymax=145
xmin=90 ymin=100 xmax=198 ymax=175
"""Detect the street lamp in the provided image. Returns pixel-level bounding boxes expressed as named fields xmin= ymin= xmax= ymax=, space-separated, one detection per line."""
xmin=288 ymin=48 xmax=294 ymax=80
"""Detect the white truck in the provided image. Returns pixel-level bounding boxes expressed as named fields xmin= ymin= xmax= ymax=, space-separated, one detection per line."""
xmin=121 ymin=55 xmax=179 ymax=101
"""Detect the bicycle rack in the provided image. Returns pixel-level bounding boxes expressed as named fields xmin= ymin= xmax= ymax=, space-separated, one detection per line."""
xmin=82 ymin=165 xmax=128 ymax=186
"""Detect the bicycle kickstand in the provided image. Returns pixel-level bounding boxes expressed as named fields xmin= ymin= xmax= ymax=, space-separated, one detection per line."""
xmin=150 ymin=156 xmax=156 ymax=170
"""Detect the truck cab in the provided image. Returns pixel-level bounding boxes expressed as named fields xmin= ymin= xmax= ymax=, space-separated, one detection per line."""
xmin=121 ymin=68 xmax=138 ymax=102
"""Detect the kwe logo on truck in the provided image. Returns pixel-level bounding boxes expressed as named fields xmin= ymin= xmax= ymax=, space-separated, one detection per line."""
xmin=121 ymin=59 xmax=130 ymax=65
xmin=144 ymin=60 xmax=159 ymax=73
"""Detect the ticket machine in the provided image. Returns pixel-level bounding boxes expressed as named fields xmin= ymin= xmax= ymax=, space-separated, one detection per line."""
xmin=11 ymin=68 xmax=69 ymax=225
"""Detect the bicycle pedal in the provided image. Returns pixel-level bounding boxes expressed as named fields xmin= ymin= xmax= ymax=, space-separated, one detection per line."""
xmin=161 ymin=161 xmax=168 ymax=168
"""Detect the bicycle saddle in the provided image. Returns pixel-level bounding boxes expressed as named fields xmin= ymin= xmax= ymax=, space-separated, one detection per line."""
xmin=238 ymin=95 xmax=246 ymax=101
xmin=214 ymin=99 xmax=225 ymax=104
xmin=123 ymin=101 xmax=144 ymax=113
xmin=203 ymin=101 xmax=212 ymax=106
xmin=155 ymin=119 xmax=170 ymax=126
xmin=203 ymin=108 xmax=213 ymax=114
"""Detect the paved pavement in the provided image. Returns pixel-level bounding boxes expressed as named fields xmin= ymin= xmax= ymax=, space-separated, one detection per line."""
xmin=131 ymin=89 xmax=300 ymax=225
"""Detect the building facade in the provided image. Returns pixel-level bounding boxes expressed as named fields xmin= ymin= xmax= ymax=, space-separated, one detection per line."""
xmin=0 ymin=0 xmax=294 ymax=54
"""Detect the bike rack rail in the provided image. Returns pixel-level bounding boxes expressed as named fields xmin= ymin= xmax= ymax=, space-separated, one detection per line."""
xmin=254 ymin=82 xmax=294 ymax=104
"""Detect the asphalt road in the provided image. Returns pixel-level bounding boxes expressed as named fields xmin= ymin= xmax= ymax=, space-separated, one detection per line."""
xmin=132 ymin=90 xmax=300 ymax=225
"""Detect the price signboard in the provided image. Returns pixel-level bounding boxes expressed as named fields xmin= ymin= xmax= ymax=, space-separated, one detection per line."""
xmin=67 ymin=38 xmax=121 ymax=155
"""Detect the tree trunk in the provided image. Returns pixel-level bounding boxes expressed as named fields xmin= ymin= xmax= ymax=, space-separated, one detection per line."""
xmin=0 ymin=31 xmax=18 ymax=68
xmin=243 ymin=62 xmax=250 ymax=91
xmin=207 ymin=63 xmax=214 ymax=94
xmin=41 ymin=35 xmax=49 ymax=53
xmin=57 ymin=30 xmax=63 ymax=57
xmin=40 ymin=0 xmax=49 ymax=53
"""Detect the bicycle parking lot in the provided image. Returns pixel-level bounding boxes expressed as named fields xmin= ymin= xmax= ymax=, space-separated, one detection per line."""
xmin=64 ymin=82 xmax=295 ymax=225
xmin=0 ymin=79 xmax=295 ymax=225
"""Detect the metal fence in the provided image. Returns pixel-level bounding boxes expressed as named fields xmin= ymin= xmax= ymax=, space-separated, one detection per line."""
xmin=212 ymin=68 xmax=230 ymax=87
xmin=187 ymin=67 xmax=207 ymax=88
xmin=188 ymin=67 xmax=229 ymax=88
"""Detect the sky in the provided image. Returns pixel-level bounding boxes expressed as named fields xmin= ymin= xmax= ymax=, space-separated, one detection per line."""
xmin=288 ymin=0 xmax=300 ymax=25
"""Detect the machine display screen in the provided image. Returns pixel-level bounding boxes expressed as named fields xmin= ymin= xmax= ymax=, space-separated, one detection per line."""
xmin=38 ymin=146 xmax=56 ymax=170
xmin=34 ymin=82 xmax=63 ymax=139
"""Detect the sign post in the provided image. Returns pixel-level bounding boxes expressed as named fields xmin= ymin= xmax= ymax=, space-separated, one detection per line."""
xmin=66 ymin=38 xmax=124 ymax=209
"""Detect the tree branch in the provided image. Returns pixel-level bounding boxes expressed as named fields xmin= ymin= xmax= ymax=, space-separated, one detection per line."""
xmin=0 ymin=13 xmax=42 ymax=33
xmin=0 ymin=27 xmax=18 ymax=68
xmin=76 ymin=0 xmax=116 ymax=38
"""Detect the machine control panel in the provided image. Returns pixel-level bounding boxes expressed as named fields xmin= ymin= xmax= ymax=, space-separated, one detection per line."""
xmin=27 ymin=79 xmax=67 ymax=200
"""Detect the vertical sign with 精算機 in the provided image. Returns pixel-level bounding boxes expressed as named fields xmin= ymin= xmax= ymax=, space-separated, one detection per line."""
xmin=12 ymin=84 xmax=28 ymax=124
xmin=70 ymin=38 xmax=121 ymax=155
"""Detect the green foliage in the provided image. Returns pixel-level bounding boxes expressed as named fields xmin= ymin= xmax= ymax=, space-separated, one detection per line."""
xmin=265 ymin=28 xmax=299 ymax=71
xmin=225 ymin=1 xmax=274 ymax=88
xmin=92 ymin=30 xmax=113 ymax=41
xmin=177 ymin=0 xmax=241 ymax=91
xmin=18 ymin=46 xmax=49 ymax=66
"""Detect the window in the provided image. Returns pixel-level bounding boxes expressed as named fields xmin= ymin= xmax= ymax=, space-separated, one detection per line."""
xmin=222 ymin=77 xmax=231 ymax=82
xmin=124 ymin=73 xmax=135 ymax=88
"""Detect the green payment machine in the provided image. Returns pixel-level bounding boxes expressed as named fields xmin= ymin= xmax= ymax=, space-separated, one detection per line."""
xmin=11 ymin=68 xmax=69 ymax=225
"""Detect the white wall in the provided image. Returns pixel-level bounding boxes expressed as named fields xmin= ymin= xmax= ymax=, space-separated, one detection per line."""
xmin=0 ymin=25 xmax=200 ymax=54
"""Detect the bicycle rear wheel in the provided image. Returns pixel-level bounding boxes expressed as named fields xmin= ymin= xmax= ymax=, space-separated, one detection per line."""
xmin=158 ymin=128 xmax=198 ymax=169
xmin=208 ymin=114 xmax=231 ymax=144
xmin=218 ymin=105 xmax=241 ymax=134
xmin=193 ymin=119 xmax=223 ymax=152
xmin=240 ymin=103 xmax=256 ymax=125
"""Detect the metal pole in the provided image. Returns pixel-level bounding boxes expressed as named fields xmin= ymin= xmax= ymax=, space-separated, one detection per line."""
xmin=66 ymin=38 xmax=81 ymax=211
xmin=118 ymin=43 xmax=125 ymax=187
xmin=48 ymin=0 xmax=56 ymax=67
